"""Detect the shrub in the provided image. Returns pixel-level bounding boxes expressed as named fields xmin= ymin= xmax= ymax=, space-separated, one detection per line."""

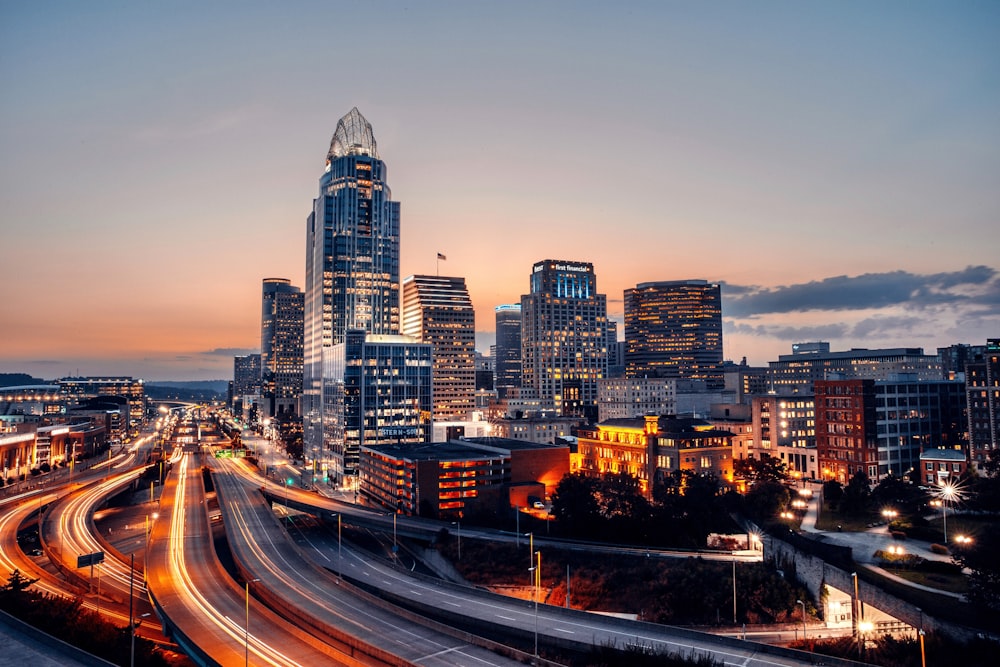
xmin=891 ymin=531 xmax=907 ymax=540
xmin=930 ymin=543 xmax=949 ymax=555
xmin=919 ymin=559 xmax=962 ymax=575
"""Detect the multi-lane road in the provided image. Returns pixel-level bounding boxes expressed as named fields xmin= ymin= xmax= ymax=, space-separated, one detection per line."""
xmin=3 ymin=414 xmax=854 ymax=667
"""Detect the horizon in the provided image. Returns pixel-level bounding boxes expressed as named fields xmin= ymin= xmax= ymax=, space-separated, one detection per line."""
xmin=2 ymin=3 xmax=998 ymax=381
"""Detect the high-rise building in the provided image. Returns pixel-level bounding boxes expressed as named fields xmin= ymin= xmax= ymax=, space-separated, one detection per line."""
xmin=326 ymin=330 xmax=432 ymax=479
xmin=520 ymin=260 xmax=608 ymax=419
xmin=232 ymin=355 xmax=261 ymax=422
xmin=301 ymin=109 xmax=434 ymax=482
xmin=402 ymin=275 xmax=476 ymax=422
xmin=494 ymin=304 xmax=522 ymax=396
xmin=966 ymin=338 xmax=1000 ymax=468
xmin=624 ymin=280 xmax=723 ymax=387
xmin=261 ymin=278 xmax=304 ymax=419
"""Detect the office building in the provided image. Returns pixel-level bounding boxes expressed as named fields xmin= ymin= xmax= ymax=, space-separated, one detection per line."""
xmin=323 ymin=330 xmax=432 ymax=480
xmin=232 ymin=355 xmax=261 ymax=424
xmin=402 ymin=275 xmax=476 ymax=422
xmin=493 ymin=304 xmax=522 ymax=396
xmin=57 ymin=376 xmax=146 ymax=434
xmin=624 ymin=280 xmax=723 ymax=387
xmin=816 ymin=379 xmax=877 ymax=484
xmin=768 ymin=344 xmax=943 ymax=392
xmin=520 ymin=260 xmax=608 ymax=419
xmin=303 ymin=108 xmax=402 ymax=474
xmin=597 ymin=377 xmax=677 ymax=422
xmin=359 ymin=437 xmax=569 ymax=518
xmin=874 ymin=377 xmax=966 ymax=479
xmin=261 ymin=278 xmax=304 ymax=419
xmin=966 ymin=339 xmax=1000 ymax=468
xmin=752 ymin=395 xmax=817 ymax=480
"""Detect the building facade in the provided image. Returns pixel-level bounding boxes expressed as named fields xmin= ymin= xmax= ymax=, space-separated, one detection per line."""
xmin=751 ymin=394 xmax=817 ymax=480
xmin=261 ymin=278 xmax=304 ymax=419
xmin=965 ymin=339 xmax=1000 ymax=468
xmin=624 ymin=280 xmax=723 ymax=387
xmin=597 ymin=377 xmax=677 ymax=422
xmin=768 ymin=344 xmax=943 ymax=393
xmin=303 ymin=108 xmax=402 ymax=471
xmin=359 ymin=437 xmax=569 ymax=518
xmin=493 ymin=304 xmax=522 ymax=396
xmin=816 ymin=379 xmax=878 ymax=484
xmin=520 ymin=260 xmax=608 ymax=419
xmin=57 ymin=377 xmax=145 ymax=435
xmin=402 ymin=275 xmax=476 ymax=422
xmin=576 ymin=415 xmax=735 ymax=498
xmin=874 ymin=377 xmax=966 ymax=479
xmin=323 ymin=330 xmax=432 ymax=480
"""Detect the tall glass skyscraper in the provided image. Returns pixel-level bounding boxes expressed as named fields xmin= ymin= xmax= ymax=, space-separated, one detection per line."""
xmin=494 ymin=304 xmax=522 ymax=396
xmin=402 ymin=275 xmax=476 ymax=421
xmin=303 ymin=108 xmax=405 ymax=476
xmin=261 ymin=278 xmax=303 ymax=419
xmin=521 ymin=260 xmax=608 ymax=419
xmin=624 ymin=280 xmax=723 ymax=387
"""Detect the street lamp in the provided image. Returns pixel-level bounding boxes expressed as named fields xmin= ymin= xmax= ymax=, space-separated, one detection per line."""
xmin=851 ymin=571 xmax=860 ymax=645
xmin=332 ymin=513 xmax=342 ymax=581
xmin=245 ymin=577 xmax=260 ymax=667
xmin=797 ymin=599 xmax=806 ymax=640
xmin=858 ymin=620 xmax=874 ymax=660
xmin=529 ymin=550 xmax=541 ymax=657
xmin=451 ymin=521 xmax=461 ymax=560
xmin=939 ymin=482 xmax=956 ymax=544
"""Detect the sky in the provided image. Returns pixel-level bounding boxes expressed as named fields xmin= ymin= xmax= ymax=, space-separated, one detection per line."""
xmin=1 ymin=1 xmax=998 ymax=381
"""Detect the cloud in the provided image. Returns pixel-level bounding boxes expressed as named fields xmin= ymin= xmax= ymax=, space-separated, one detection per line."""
xmin=201 ymin=347 xmax=258 ymax=357
xmin=722 ymin=265 xmax=997 ymax=317
xmin=726 ymin=321 xmax=849 ymax=341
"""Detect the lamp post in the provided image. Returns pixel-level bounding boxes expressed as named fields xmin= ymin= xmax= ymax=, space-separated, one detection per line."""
xmin=129 ymin=553 xmax=135 ymax=667
xmin=940 ymin=482 xmax=956 ymax=544
xmin=529 ymin=550 xmax=540 ymax=657
xmin=332 ymin=513 xmax=342 ymax=580
xmin=732 ymin=558 xmax=737 ymax=625
xmin=797 ymin=599 xmax=806 ymax=640
xmin=851 ymin=571 xmax=859 ymax=645
xmin=245 ymin=578 xmax=260 ymax=667
xmin=451 ymin=521 xmax=461 ymax=560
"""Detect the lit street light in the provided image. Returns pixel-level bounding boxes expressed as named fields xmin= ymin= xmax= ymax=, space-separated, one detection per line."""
xmin=451 ymin=520 xmax=461 ymax=560
xmin=797 ymin=599 xmax=806 ymax=640
xmin=245 ymin=577 xmax=260 ymax=667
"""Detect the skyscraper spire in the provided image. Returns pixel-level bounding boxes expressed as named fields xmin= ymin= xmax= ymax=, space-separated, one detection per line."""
xmin=327 ymin=107 xmax=378 ymax=161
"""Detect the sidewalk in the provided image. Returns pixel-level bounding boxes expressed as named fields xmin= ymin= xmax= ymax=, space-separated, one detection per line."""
xmin=797 ymin=486 xmax=964 ymax=598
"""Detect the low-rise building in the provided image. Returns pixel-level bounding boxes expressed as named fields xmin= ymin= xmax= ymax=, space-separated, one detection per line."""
xmin=359 ymin=437 xmax=569 ymax=518
xmin=918 ymin=448 xmax=967 ymax=486
xmin=577 ymin=414 xmax=735 ymax=498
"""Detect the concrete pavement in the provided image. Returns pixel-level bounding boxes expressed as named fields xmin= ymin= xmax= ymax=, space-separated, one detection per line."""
xmin=798 ymin=485 xmax=965 ymax=599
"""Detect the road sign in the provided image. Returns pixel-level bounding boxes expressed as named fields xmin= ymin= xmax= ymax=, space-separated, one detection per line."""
xmin=77 ymin=551 xmax=105 ymax=568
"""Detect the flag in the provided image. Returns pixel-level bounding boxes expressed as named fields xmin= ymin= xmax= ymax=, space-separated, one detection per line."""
xmin=437 ymin=253 xmax=447 ymax=260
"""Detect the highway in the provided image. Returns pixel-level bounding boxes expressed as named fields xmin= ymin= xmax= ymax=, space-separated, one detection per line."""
xmin=215 ymin=450 xmax=842 ymax=666
xmin=145 ymin=449 xmax=355 ymax=666
xmin=212 ymin=455 xmax=526 ymax=666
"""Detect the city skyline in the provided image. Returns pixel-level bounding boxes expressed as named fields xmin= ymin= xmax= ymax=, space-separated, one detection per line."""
xmin=2 ymin=2 xmax=998 ymax=381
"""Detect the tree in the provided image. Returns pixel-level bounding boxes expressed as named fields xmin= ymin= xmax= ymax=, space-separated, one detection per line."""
xmin=952 ymin=523 xmax=1000 ymax=611
xmin=823 ymin=480 xmax=843 ymax=510
xmin=550 ymin=473 xmax=601 ymax=536
xmin=871 ymin=474 xmax=927 ymax=517
xmin=734 ymin=455 xmax=789 ymax=488
xmin=839 ymin=472 xmax=871 ymax=516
